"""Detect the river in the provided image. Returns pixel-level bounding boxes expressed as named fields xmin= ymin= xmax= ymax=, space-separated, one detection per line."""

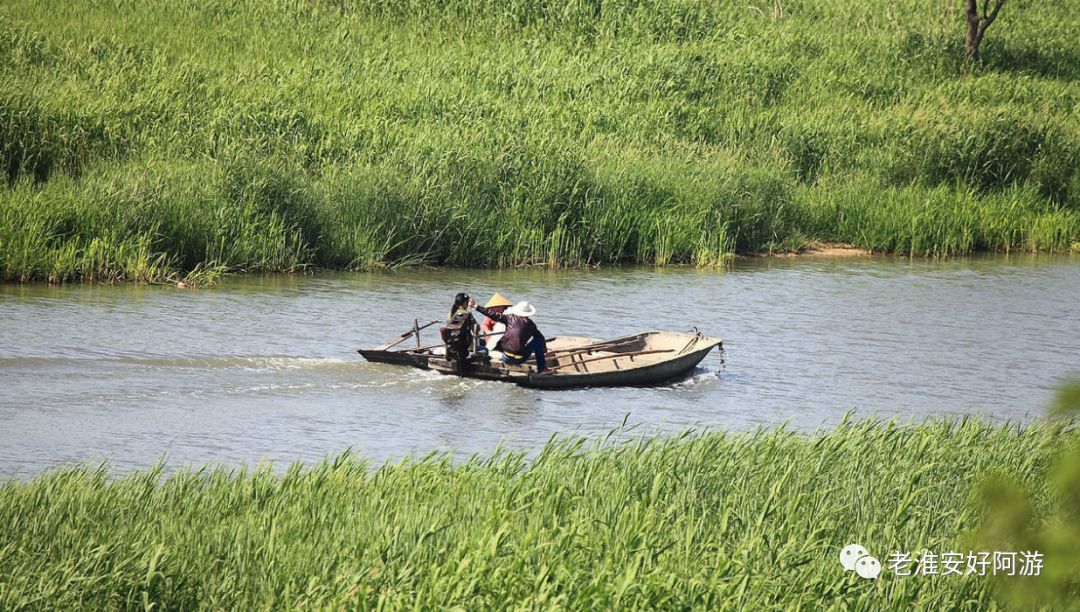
xmin=1 ymin=255 xmax=1078 ymax=477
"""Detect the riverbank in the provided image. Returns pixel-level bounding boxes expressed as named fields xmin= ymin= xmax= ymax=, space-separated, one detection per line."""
xmin=0 ymin=419 xmax=1073 ymax=608
xmin=748 ymin=242 xmax=871 ymax=258
xmin=2 ymin=0 xmax=1079 ymax=283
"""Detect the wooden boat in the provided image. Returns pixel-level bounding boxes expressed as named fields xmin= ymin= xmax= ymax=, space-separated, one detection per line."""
xmin=358 ymin=320 xmax=722 ymax=389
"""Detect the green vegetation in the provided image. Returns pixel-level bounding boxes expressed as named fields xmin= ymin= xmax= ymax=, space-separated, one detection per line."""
xmin=0 ymin=419 xmax=1076 ymax=608
xmin=2 ymin=0 xmax=1079 ymax=281
xmin=976 ymin=381 xmax=1080 ymax=609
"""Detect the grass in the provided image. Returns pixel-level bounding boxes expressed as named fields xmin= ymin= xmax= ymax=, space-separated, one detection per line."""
xmin=1 ymin=0 xmax=1079 ymax=281
xmin=0 ymin=418 xmax=1076 ymax=608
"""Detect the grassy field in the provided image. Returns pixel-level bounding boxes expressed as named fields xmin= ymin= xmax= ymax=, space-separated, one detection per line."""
xmin=0 ymin=418 xmax=1076 ymax=608
xmin=2 ymin=0 xmax=1079 ymax=281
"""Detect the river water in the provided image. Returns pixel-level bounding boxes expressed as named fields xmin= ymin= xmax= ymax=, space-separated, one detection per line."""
xmin=1 ymin=255 xmax=1078 ymax=477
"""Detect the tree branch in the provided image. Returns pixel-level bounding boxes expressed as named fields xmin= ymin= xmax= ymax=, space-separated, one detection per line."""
xmin=965 ymin=0 xmax=1005 ymax=61
xmin=983 ymin=0 xmax=1005 ymax=30
xmin=965 ymin=0 xmax=977 ymax=24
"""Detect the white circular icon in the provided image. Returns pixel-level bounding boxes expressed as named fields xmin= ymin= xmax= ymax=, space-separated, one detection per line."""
xmin=839 ymin=543 xmax=869 ymax=571
xmin=856 ymin=555 xmax=882 ymax=579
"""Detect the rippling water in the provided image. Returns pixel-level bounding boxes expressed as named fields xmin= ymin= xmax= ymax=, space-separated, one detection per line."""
xmin=1 ymin=254 xmax=1078 ymax=477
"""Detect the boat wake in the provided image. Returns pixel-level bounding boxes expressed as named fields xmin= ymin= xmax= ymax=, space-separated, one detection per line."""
xmin=663 ymin=367 xmax=722 ymax=389
xmin=0 ymin=354 xmax=358 ymax=373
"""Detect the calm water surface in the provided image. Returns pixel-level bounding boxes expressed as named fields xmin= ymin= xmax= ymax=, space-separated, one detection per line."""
xmin=2 ymin=255 xmax=1078 ymax=477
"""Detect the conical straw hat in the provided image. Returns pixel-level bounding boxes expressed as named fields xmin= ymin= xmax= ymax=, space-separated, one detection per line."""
xmin=484 ymin=292 xmax=514 ymax=308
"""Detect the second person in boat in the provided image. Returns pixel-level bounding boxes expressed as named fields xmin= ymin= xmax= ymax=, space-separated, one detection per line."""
xmin=469 ymin=297 xmax=551 ymax=374
xmin=479 ymin=292 xmax=513 ymax=351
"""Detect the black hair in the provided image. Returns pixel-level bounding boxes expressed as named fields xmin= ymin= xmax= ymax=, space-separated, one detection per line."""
xmin=450 ymin=292 xmax=470 ymax=317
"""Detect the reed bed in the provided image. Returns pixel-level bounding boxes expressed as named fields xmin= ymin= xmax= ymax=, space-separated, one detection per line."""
xmin=0 ymin=419 xmax=1075 ymax=608
xmin=1 ymin=0 xmax=1078 ymax=281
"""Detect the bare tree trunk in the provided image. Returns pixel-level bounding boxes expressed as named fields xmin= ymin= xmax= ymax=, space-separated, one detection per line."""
xmin=964 ymin=0 xmax=981 ymax=59
xmin=965 ymin=0 xmax=1006 ymax=62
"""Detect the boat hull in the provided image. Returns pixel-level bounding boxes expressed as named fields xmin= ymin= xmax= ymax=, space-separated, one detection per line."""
xmin=515 ymin=341 xmax=719 ymax=389
xmin=359 ymin=331 xmax=722 ymax=389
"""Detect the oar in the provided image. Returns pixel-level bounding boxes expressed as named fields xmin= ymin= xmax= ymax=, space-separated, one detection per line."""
xmin=402 ymin=337 xmax=559 ymax=355
xmin=544 ymin=339 xmax=635 ymax=359
xmin=394 ymin=329 xmax=527 ymax=354
xmin=473 ymin=330 xmax=557 ymax=340
xmin=544 ymin=333 xmax=647 ymax=357
xmin=374 ymin=319 xmax=440 ymax=350
xmin=395 ymin=343 xmax=444 ymax=353
xmin=547 ymin=349 xmax=674 ymax=372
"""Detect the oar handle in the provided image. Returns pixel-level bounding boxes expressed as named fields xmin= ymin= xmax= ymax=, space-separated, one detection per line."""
xmin=375 ymin=319 xmax=441 ymax=350
xmin=547 ymin=349 xmax=673 ymax=371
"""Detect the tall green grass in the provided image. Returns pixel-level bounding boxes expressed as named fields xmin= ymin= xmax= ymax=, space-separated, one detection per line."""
xmin=1 ymin=0 xmax=1078 ymax=281
xmin=0 ymin=419 xmax=1074 ymax=608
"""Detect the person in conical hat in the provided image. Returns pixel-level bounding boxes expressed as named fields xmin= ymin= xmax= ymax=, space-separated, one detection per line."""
xmin=480 ymin=292 xmax=513 ymax=348
xmin=469 ymin=297 xmax=550 ymax=373
xmin=484 ymin=292 xmax=513 ymax=309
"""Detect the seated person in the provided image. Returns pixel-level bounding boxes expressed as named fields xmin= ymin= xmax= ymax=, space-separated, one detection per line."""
xmin=442 ymin=292 xmax=484 ymax=355
xmin=480 ymin=292 xmax=513 ymax=349
xmin=470 ymin=297 xmax=549 ymax=373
